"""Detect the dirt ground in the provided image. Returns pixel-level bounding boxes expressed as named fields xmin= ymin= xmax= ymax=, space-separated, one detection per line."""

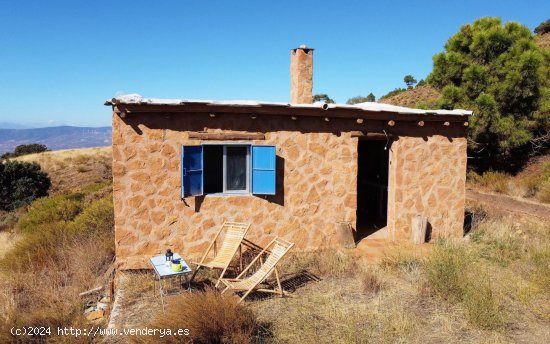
xmin=466 ymin=188 xmax=550 ymax=221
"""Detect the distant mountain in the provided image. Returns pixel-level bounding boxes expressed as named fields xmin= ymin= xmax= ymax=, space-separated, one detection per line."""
xmin=0 ymin=126 xmax=112 ymax=154
xmin=0 ymin=122 xmax=31 ymax=129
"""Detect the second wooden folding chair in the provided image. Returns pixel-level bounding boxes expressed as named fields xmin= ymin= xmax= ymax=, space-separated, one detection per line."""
xmin=190 ymin=221 xmax=250 ymax=287
xmin=220 ymin=237 xmax=294 ymax=302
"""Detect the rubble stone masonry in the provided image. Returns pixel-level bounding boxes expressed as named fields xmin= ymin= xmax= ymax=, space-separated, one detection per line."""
xmin=112 ymin=112 xmax=467 ymax=269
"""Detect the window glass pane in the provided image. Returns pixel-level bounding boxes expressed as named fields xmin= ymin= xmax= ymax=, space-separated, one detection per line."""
xmin=226 ymin=146 xmax=247 ymax=191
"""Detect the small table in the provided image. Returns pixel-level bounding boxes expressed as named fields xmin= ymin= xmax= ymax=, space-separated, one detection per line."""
xmin=149 ymin=253 xmax=192 ymax=307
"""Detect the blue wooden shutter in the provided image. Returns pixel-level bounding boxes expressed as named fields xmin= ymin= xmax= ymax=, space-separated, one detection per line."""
xmin=181 ymin=145 xmax=203 ymax=197
xmin=251 ymin=145 xmax=276 ymax=195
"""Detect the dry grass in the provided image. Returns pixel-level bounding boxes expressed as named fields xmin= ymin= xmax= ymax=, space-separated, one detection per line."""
xmin=468 ymin=170 xmax=511 ymax=193
xmin=0 ymin=181 xmax=114 ymax=343
xmin=15 ymin=146 xmax=111 ymax=166
xmin=361 ymin=268 xmax=384 ymax=294
xmin=130 ymin=289 xmax=260 ymax=344
xmin=467 ymin=155 xmax=550 ymax=204
xmin=112 ymin=210 xmax=550 ymax=343
xmin=536 ymin=32 xmax=550 ymax=50
xmin=14 ymin=146 xmax=112 ymax=195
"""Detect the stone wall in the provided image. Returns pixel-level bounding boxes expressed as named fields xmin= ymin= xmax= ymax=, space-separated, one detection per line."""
xmin=112 ymin=112 xmax=468 ymax=269
xmin=387 ymin=135 xmax=468 ymax=240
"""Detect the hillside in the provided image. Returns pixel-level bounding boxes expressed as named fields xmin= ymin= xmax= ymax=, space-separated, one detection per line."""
xmin=380 ymin=32 xmax=548 ymax=110
xmin=379 ymin=84 xmax=441 ymax=108
xmin=15 ymin=147 xmax=112 ymax=195
xmin=0 ymin=126 xmax=111 ymax=154
xmin=535 ymin=32 xmax=550 ymax=50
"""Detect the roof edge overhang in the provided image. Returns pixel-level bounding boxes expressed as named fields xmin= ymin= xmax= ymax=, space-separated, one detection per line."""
xmin=106 ymin=101 xmax=472 ymax=123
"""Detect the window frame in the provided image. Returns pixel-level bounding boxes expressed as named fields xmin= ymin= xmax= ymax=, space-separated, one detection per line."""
xmin=222 ymin=144 xmax=250 ymax=194
xmin=181 ymin=143 xmax=275 ymax=198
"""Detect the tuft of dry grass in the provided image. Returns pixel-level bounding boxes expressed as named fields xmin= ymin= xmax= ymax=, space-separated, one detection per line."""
xmin=361 ymin=268 xmax=384 ymax=294
xmin=132 ymin=289 xmax=260 ymax=344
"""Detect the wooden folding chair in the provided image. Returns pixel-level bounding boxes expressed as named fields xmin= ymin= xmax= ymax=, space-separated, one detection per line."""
xmin=190 ymin=221 xmax=250 ymax=287
xmin=220 ymin=237 xmax=294 ymax=303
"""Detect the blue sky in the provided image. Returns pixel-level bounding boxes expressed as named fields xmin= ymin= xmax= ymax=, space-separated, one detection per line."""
xmin=0 ymin=1 xmax=548 ymax=127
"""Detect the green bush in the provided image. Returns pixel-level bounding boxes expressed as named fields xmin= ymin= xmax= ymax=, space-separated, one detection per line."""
xmin=68 ymin=195 xmax=114 ymax=239
xmin=0 ymin=160 xmax=51 ymax=211
xmin=467 ymin=170 xmax=510 ymax=193
xmin=16 ymin=193 xmax=84 ymax=233
xmin=0 ymin=144 xmax=49 ymax=159
xmin=13 ymin=144 xmax=49 ymax=157
xmin=2 ymin=191 xmax=113 ymax=271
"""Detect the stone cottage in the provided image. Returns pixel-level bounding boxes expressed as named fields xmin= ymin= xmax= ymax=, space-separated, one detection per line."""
xmin=106 ymin=45 xmax=472 ymax=269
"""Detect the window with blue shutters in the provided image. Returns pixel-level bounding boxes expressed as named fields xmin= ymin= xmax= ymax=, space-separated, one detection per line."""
xmin=181 ymin=144 xmax=276 ymax=197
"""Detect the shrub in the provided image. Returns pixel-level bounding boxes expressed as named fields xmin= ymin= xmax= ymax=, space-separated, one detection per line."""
xmin=424 ymin=241 xmax=469 ymax=302
xmin=139 ymin=289 xmax=259 ymax=344
xmin=13 ymin=144 xmax=49 ymax=157
xmin=0 ymin=144 xmax=49 ymax=159
xmin=68 ymin=195 xmax=114 ymax=239
xmin=16 ymin=193 xmax=84 ymax=233
xmin=2 ymin=190 xmax=113 ymax=271
xmin=467 ymin=170 xmax=510 ymax=193
xmin=0 ymin=161 xmax=51 ymax=211
xmin=424 ymin=241 xmax=501 ymax=329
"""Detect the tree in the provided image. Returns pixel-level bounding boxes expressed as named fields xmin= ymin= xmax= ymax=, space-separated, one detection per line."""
xmin=1 ymin=144 xmax=49 ymax=159
xmin=312 ymin=94 xmax=335 ymax=104
xmin=0 ymin=161 xmax=51 ymax=211
xmin=427 ymin=17 xmax=550 ymax=167
xmin=404 ymin=75 xmax=417 ymax=89
xmin=14 ymin=144 xmax=49 ymax=156
xmin=346 ymin=93 xmax=376 ymax=104
xmin=535 ymin=19 xmax=550 ymax=35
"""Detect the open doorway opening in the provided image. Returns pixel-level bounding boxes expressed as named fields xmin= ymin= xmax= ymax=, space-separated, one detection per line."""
xmin=356 ymin=139 xmax=389 ymax=241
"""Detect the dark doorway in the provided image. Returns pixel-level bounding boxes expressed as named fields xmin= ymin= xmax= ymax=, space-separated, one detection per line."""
xmin=356 ymin=140 xmax=389 ymax=240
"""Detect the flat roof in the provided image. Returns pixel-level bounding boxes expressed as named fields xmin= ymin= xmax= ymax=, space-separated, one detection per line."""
xmin=105 ymin=94 xmax=472 ymax=122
